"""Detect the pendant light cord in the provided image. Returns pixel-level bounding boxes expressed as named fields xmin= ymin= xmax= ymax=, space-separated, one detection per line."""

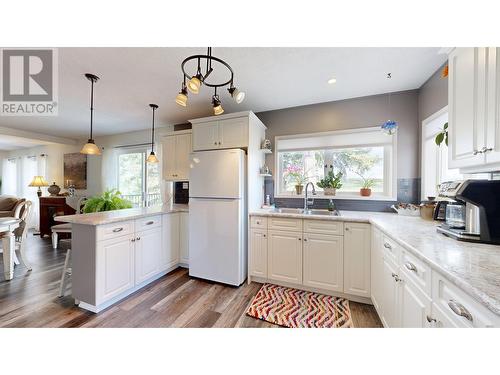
xmin=151 ymin=106 xmax=156 ymax=153
xmin=89 ymin=79 xmax=94 ymax=139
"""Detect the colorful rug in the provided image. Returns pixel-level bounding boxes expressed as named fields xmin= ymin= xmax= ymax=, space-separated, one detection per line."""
xmin=246 ymin=283 xmax=352 ymax=328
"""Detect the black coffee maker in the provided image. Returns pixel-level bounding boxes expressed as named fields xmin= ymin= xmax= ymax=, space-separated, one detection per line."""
xmin=437 ymin=180 xmax=500 ymax=244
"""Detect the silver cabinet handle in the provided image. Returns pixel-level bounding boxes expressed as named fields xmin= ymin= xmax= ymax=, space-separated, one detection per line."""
xmin=298 ymin=237 xmax=302 ymax=241
xmin=426 ymin=315 xmax=436 ymax=324
xmin=131 ymin=238 xmax=135 ymax=242
xmin=136 ymin=237 xmax=141 ymax=241
xmin=303 ymin=238 xmax=308 ymax=242
xmin=145 ymin=221 xmax=154 ymax=225
xmin=391 ymin=272 xmax=402 ymax=282
xmin=404 ymin=262 xmax=417 ymax=273
xmin=482 ymin=147 xmax=493 ymax=153
xmin=113 ymin=227 xmax=124 ymax=233
xmin=473 ymin=149 xmax=481 ymax=155
xmin=383 ymin=242 xmax=392 ymax=249
xmin=448 ymin=300 xmax=473 ymax=322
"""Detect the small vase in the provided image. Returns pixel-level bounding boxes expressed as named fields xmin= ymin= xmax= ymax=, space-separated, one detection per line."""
xmin=48 ymin=182 xmax=61 ymax=196
xmin=324 ymin=188 xmax=336 ymax=196
xmin=360 ymin=188 xmax=372 ymax=197
xmin=295 ymin=184 xmax=304 ymax=195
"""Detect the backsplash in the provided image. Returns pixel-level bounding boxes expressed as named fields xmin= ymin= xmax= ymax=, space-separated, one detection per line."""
xmin=264 ymin=177 xmax=420 ymax=212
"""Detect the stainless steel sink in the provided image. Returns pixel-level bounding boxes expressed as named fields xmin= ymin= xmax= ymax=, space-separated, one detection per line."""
xmin=271 ymin=208 xmax=341 ymax=216
xmin=305 ymin=209 xmax=341 ymax=216
xmin=271 ymin=208 xmax=305 ymax=214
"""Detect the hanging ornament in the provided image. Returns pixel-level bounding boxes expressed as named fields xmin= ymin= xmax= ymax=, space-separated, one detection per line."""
xmin=381 ymin=73 xmax=398 ymax=135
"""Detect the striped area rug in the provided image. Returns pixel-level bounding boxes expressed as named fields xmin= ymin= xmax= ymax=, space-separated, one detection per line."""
xmin=246 ymin=283 xmax=352 ymax=328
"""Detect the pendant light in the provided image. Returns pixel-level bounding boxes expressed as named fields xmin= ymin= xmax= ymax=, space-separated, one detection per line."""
xmin=228 ymin=84 xmax=245 ymax=104
xmin=146 ymin=104 xmax=159 ymax=163
xmin=81 ymin=73 xmax=101 ymax=155
xmin=175 ymin=80 xmax=188 ymax=107
xmin=381 ymin=73 xmax=398 ymax=135
xmin=212 ymin=88 xmax=224 ymax=115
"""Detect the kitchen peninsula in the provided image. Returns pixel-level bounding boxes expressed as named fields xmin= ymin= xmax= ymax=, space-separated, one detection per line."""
xmin=57 ymin=205 xmax=188 ymax=312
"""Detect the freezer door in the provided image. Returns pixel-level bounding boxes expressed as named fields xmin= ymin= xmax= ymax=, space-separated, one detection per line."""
xmin=189 ymin=149 xmax=245 ymax=199
xmin=188 ymin=198 xmax=246 ymax=286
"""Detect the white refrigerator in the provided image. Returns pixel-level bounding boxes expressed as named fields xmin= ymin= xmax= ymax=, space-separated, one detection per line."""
xmin=188 ymin=148 xmax=247 ymax=286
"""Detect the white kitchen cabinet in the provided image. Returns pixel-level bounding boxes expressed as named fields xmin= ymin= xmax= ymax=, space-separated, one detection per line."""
xmin=162 ymin=132 xmax=192 ymax=181
xmin=179 ymin=212 xmax=189 ymax=265
xmin=96 ymin=235 xmax=135 ymax=304
xmin=303 ymin=233 xmax=343 ymax=292
xmin=399 ymin=276 xmax=432 ymax=328
xmin=343 ymin=222 xmax=371 ymax=298
xmin=191 ymin=117 xmax=248 ymax=151
xmin=370 ymin=227 xmax=384 ymax=313
xmin=380 ymin=256 xmax=400 ymax=328
xmin=135 ymin=226 xmax=162 ymax=284
xmin=268 ymin=230 xmax=303 ymax=284
xmin=161 ymin=213 xmax=180 ymax=271
xmin=485 ymin=47 xmax=500 ymax=165
xmin=250 ymin=228 xmax=268 ymax=278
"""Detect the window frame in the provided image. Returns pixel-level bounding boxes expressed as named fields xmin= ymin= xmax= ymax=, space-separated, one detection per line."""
xmin=274 ymin=126 xmax=397 ymax=200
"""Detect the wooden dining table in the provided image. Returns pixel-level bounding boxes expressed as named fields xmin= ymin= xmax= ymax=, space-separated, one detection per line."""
xmin=1 ymin=217 xmax=21 ymax=281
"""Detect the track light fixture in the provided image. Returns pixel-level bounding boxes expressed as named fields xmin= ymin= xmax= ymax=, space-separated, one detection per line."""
xmin=176 ymin=47 xmax=244 ymax=114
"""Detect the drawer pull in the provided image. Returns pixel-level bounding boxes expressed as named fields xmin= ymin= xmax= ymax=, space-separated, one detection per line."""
xmin=256 ymin=220 xmax=261 ymax=225
xmin=404 ymin=262 xmax=417 ymax=272
xmin=303 ymin=238 xmax=308 ymax=242
xmin=145 ymin=221 xmax=154 ymax=225
xmin=448 ymin=300 xmax=473 ymax=322
xmin=426 ymin=315 xmax=436 ymax=324
xmin=383 ymin=242 xmax=392 ymax=249
xmin=112 ymin=227 xmax=124 ymax=233
xmin=391 ymin=272 xmax=402 ymax=282
xmin=136 ymin=237 xmax=141 ymax=241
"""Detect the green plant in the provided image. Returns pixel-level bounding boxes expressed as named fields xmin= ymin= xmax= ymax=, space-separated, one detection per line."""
xmin=317 ymin=171 xmax=343 ymax=190
xmin=435 ymin=122 xmax=448 ymax=146
xmin=284 ymin=165 xmax=308 ymax=185
xmin=362 ymin=178 xmax=375 ymax=189
xmin=83 ymin=189 xmax=133 ymax=213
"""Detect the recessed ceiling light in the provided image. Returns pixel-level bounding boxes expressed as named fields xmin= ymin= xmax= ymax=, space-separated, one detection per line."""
xmin=328 ymin=78 xmax=337 ymax=84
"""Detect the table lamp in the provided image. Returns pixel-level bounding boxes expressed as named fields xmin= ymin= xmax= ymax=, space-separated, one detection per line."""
xmin=29 ymin=176 xmax=49 ymax=197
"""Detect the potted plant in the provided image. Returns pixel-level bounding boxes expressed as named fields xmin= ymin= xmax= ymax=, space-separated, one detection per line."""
xmin=83 ymin=189 xmax=133 ymax=213
xmin=317 ymin=171 xmax=343 ymax=195
xmin=435 ymin=122 xmax=448 ymax=146
xmin=284 ymin=165 xmax=308 ymax=195
xmin=360 ymin=178 xmax=375 ymax=196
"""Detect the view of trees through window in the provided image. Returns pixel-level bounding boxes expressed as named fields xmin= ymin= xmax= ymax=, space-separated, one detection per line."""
xmin=279 ymin=147 xmax=385 ymax=195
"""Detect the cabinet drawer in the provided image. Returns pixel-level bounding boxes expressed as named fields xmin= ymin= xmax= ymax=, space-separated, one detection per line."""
xmin=135 ymin=215 xmax=162 ymax=231
xmin=381 ymin=234 xmax=400 ymax=264
xmin=431 ymin=271 xmax=499 ymax=327
xmin=268 ymin=217 xmax=302 ymax=232
xmin=400 ymin=248 xmax=431 ymax=297
xmin=250 ymin=216 xmax=268 ymax=229
xmin=303 ymin=219 xmax=343 ymax=235
xmin=97 ymin=221 xmax=135 ymax=241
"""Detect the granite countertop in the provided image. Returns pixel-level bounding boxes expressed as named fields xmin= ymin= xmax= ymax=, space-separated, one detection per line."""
xmin=56 ymin=204 xmax=189 ymax=226
xmin=250 ymin=208 xmax=500 ymax=316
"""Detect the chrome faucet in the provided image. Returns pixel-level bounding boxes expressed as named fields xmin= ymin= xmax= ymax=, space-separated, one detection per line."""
xmin=304 ymin=182 xmax=316 ymax=212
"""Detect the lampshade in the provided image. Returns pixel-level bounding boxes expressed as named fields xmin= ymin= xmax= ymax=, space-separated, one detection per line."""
xmin=175 ymin=91 xmax=188 ymax=107
xmin=213 ymin=104 xmax=224 ymax=115
xmin=81 ymin=139 xmax=102 ymax=155
xmin=229 ymin=87 xmax=245 ymax=104
xmin=28 ymin=176 xmax=49 ymax=187
xmin=187 ymin=76 xmax=201 ymax=94
xmin=146 ymin=151 xmax=159 ymax=163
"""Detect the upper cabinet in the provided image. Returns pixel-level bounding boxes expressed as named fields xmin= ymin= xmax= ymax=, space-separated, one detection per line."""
xmin=449 ymin=47 xmax=500 ymax=171
xmin=191 ymin=116 xmax=249 ymax=151
xmin=162 ymin=132 xmax=192 ymax=181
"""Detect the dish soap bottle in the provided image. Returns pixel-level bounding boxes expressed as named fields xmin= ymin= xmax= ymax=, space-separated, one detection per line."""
xmin=328 ymin=199 xmax=335 ymax=212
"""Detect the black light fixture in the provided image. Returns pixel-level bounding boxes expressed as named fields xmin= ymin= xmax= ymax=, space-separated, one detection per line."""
xmin=81 ymin=73 xmax=101 ymax=155
xmin=175 ymin=47 xmax=245 ymax=114
xmin=147 ymin=104 xmax=159 ymax=164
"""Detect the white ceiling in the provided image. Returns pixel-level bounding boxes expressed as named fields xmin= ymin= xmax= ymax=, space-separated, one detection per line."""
xmin=0 ymin=47 xmax=447 ymax=139
xmin=0 ymin=134 xmax=52 ymax=151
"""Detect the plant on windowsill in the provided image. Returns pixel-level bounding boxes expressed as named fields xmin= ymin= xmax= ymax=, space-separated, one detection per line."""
xmin=284 ymin=165 xmax=308 ymax=195
xmin=82 ymin=189 xmax=133 ymax=213
xmin=435 ymin=122 xmax=448 ymax=146
xmin=317 ymin=171 xmax=343 ymax=195
xmin=360 ymin=178 xmax=375 ymax=197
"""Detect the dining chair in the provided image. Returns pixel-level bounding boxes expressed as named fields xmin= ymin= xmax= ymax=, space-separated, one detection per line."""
xmin=51 ymin=197 xmax=86 ymax=249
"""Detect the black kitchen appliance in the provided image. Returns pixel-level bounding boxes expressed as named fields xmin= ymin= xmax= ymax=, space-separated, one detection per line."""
xmin=433 ymin=200 xmax=449 ymax=221
xmin=174 ymin=181 xmax=189 ymax=204
xmin=436 ymin=180 xmax=500 ymax=244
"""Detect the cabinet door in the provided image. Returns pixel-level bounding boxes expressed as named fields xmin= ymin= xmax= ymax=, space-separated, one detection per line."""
xmin=218 ymin=117 xmax=248 ymax=149
xmin=399 ymin=277 xmax=432 ymax=328
xmin=370 ymin=227 xmax=384 ymax=313
xmin=175 ymin=133 xmax=192 ymax=180
xmin=381 ymin=257 xmax=400 ymax=328
xmin=161 ymin=213 xmax=179 ymax=271
xmin=343 ymin=223 xmax=371 ymax=298
xmin=250 ymin=228 xmax=268 ymax=278
xmin=303 ymin=233 xmax=343 ymax=292
xmin=96 ymin=235 xmax=135 ymax=304
xmin=192 ymin=121 xmax=219 ymax=151
xmin=268 ymin=230 xmax=302 ymax=284
xmin=430 ymin=302 xmax=461 ymax=328
xmin=448 ymin=47 xmax=486 ymax=168
xmin=135 ymin=227 xmax=162 ymax=284
xmin=179 ymin=212 xmax=189 ymax=265
xmin=485 ymin=47 xmax=500 ymax=165
xmin=162 ymin=136 xmax=177 ymax=180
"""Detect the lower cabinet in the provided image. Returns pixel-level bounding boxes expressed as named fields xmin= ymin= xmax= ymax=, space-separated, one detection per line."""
xmin=267 ymin=230 xmax=303 ymax=284
xmin=380 ymin=256 xmax=400 ymax=327
xmin=161 ymin=213 xmax=180 ymax=271
xmin=370 ymin=227 xmax=384 ymax=313
xmin=399 ymin=276 xmax=432 ymax=328
xmin=135 ymin=226 xmax=162 ymax=284
xmin=179 ymin=212 xmax=189 ymax=265
xmin=343 ymin=222 xmax=371 ymax=298
xmin=303 ymin=233 xmax=343 ymax=292
xmin=96 ymin=235 xmax=135 ymax=304
xmin=249 ymin=228 xmax=268 ymax=278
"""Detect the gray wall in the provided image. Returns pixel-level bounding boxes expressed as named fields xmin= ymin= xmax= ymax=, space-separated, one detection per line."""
xmin=255 ymin=90 xmax=420 ymax=209
xmin=418 ymin=63 xmax=448 ymax=123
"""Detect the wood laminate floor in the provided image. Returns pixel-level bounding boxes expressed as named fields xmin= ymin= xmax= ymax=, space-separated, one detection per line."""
xmin=0 ymin=233 xmax=383 ymax=328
